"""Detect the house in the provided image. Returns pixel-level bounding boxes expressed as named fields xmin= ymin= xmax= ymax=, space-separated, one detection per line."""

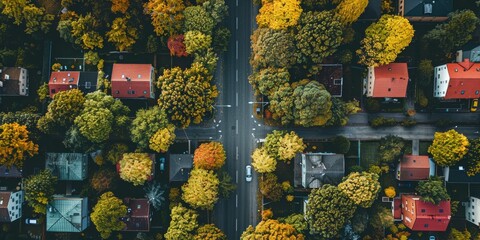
xmin=48 ymin=71 xmax=97 ymax=97
xmin=169 ymin=154 xmax=193 ymax=182
xmin=0 ymin=191 xmax=24 ymax=222
xmin=466 ymin=196 xmax=480 ymax=226
xmin=316 ymin=64 xmax=343 ymax=97
xmin=443 ymin=164 xmax=480 ymax=183
xmin=396 ymin=155 xmax=435 ymax=181
xmin=46 ymin=195 xmax=89 ymax=232
xmin=456 ymin=45 xmax=480 ymax=63
xmin=0 ymin=67 xmax=28 ymax=96
xmin=111 ymin=64 xmax=155 ymax=99
xmin=398 ymin=0 xmax=452 ymax=22
xmin=45 ymin=153 xmax=88 ymax=181
xmin=401 ymin=194 xmax=451 ymax=231
xmin=366 ymin=63 xmax=409 ymax=98
xmin=294 ymin=153 xmax=345 ymax=188
xmin=392 ymin=197 xmax=402 ymax=221
xmin=0 ymin=166 xmax=22 ymax=178
xmin=434 ymin=59 xmax=480 ymax=99
xmin=121 ymin=198 xmax=151 ymax=232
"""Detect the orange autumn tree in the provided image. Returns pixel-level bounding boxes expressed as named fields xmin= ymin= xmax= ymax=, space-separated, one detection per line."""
xmin=193 ymin=142 xmax=226 ymax=170
xmin=0 ymin=123 xmax=38 ymax=168
xmin=167 ymin=34 xmax=188 ymax=57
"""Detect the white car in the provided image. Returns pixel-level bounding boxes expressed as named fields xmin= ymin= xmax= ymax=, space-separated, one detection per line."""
xmin=246 ymin=165 xmax=252 ymax=182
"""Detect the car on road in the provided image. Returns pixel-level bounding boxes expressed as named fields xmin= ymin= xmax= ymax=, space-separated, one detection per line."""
xmin=246 ymin=165 xmax=252 ymax=182
xmin=25 ymin=218 xmax=40 ymax=225
xmin=471 ymin=99 xmax=478 ymax=112
xmin=159 ymin=157 xmax=166 ymax=171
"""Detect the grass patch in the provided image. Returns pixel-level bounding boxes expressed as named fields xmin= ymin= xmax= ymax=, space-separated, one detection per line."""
xmin=360 ymin=141 xmax=380 ymax=169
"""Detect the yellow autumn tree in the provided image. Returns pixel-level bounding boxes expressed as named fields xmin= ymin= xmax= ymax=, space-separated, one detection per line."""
xmin=384 ymin=186 xmax=396 ymax=198
xmin=106 ymin=16 xmax=138 ymax=52
xmin=338 ymin=172 xmax=381 ymax=208
xmin=357 ymin=15 xmax=414 ymax=67
xmin=0 ymin=123 xmax=38 ymax=168
xmin=149 ymin=125 xmax=176 ymax=153
xmin=144 ymin=0 xmax=185 ymax=37
xmin=181 ymin=168 xmax=219 ymax=210
xmin=118 ymin=153 xmax=153 ymax=186
xmin=111 ymin=0 xmax=129 ymax=13
xmin=278 ymin=131 xmax=306 ymax=162
xmin=256 ymin=0 xmax=302 ymax=30
xmin=251 ymin=148 xmax=276 ymax=173
xmin=335 ymin=0 xmax=368 ymax=25
xmin=428 ymin=129 xmax=469 ymax=167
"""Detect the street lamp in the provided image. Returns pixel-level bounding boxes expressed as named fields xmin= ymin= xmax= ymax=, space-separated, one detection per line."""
xmin=248 ymin=101 xmax=269 ymax=118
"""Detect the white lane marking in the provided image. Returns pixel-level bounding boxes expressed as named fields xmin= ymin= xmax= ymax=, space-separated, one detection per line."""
xmin=236 ymin=0 xmax=238 ymax=6
xmin=236 ymin=17 xmax=238 ymax=30
xmin=236 ymin=69 xmax=238 ymax=82
xmin=236 ymin=41 xmax=238 ymax=60
xmin=236 ymin=146 xmax=239 ymax=160
xmin=235 ymin=219 xmax=238 ymax=231
xmin=236 ymin=194 xmax=238 ymax=207
xmin=236 ymin=93 xmax=238 ymax=107
xmin=236 ymin=170 xmax=238 ymax=183
xmin=236 ymin=119 xmax=239 ymax=135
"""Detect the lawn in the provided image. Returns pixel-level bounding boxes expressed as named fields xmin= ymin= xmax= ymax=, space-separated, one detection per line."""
xmin=359 ymin=141 xmax=380 ymax=169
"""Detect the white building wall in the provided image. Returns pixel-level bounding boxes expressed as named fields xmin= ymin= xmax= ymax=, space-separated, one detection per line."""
xmin=18 ymin=68 xmax=28 ymax=96
xmin=7 ymin=191 xmax=23 ymax=222
xmin=466 ymin=197 xmax=480 ymax=226
xmin=366 ymin=66 xmax=375 ymax=97
xmin=433 ymin=65 xmax=450 ymax=98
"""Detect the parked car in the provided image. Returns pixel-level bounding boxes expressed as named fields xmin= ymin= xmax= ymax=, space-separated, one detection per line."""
xmin=246 ymin=165 xmax=252 ymax=182
xmin=159 ymin=157 xmax=166 ymax=171
xmin=25 ymin=218 xmax=40 ymax=225
xmin=471 ymin=99 xmax=478 ymax=112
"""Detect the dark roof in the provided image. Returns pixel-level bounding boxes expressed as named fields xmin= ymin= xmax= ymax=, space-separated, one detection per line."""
xmin=122 ymin=198 xmax=150 ymax=231
xmin=169 ymin=154 xmax=193 ymax=182
xmin=45 ymin=153 xmax=88 ymax=181
xmin=359 ymin=0 xmax=381 ymax=20
xmin=403 ymin=0 xmax=452 ymax=17
xmin=78 ymin=72 xmax=98 ymax=94
xmin=444 ymin=164 xmax=480 ymax=183
xmin=316 ymin=64 xmax=343 ymax=97
xmin=0 ymin=166 xmax=22 ymax=178
xmin=294 ymin=153 xmax=345 ymax=188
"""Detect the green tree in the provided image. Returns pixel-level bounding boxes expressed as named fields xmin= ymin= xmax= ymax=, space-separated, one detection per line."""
xmin=335 ymin=0 xmax=368 ymax=25
xmin=251 ymin=148 xmax=276 ymax=173
xmin=250 ymin=28 xmax=296 ymax=70
xmin=424 ymin=10 xmax=479 ymax=55
xmin=157 ymin=63 xmax=218 ymax=128
xmin=193 ymin=142 xmax=226 ymax=170
xmin=71 ymin=14 xmax=104 ymax=50
xmin=130 ymin=106 xmax=170 ymax=150
xmin=193 ymin=47 xmax=218 ymax=74
xmin=269 ymin=83 xmax=294 ymax=125
xmin=248 ymin=67 xmax=290 ymax=97
xmin=295 ymin=11 xmax=343 ymax=73
xmin=63 ymin=126 xmax=91 ymax=152
xmin=38 ymin=89 xmax=85 ymax=130
xmin=428 ymin=129 xmax=469 ymax=167
xmin=25 ymin=170 xmax=57 ymax=214
xmin=90 ymin=192 xmax=127 ymax=239
xmin=259 ymin=173 xmax=283 ymax=201
xmin=165 ymin=205 xmax=199 ymax=240
xmin=105 ymin=143 xmax=129 ymax=164
xmin=182 ymin=168 xmax=219 ymax=210
xmin=263 ymin=130 xmax=284 ymax=159
xmin=326 ymin=98 xmax=361 ymax=126
xmin=212 ymin=27 xmax=230 ymax=53
xmin=332 ymin=135 xmax=350 ymax=154
xmin=184 ymin=30 xmax=212 ymax=54
xmin=293 ymin=81 xmax=332 ymax=127
xmin=202 ymin=0 xmax=228 ymax=24
xmin=194 ymin=224 xmax=226 ymax=240
xmin=418 ymin=59 xmax=434 ymax=87
xmin=183 ymin=6 xmax=215 ymax=35
xmin=448 ymin=228 xmax=471 ymax=240
xmin=144 ymin=0 xmax=185 ymax=37
xmin=256 ymin=0 xmax=302 ymax=30
xmin=106 ymin=16 xmax=138 ymax=52
xmin=378 ymin=135 xmax=405 ymax=164
xmin=74 ymin=107 xmax=113 ymax=143
xmin=218 ymin=170 xmax=236 ymax=198
xmin=338 ymin=172 xmax=381 ymax=208
xmin=306 ymin=185 xmax=357 ymax=239
xmin=466 ymin=138 xmax=480 ymax=176
xmin=369 ymin=205 xmax=394 ymax=234
xmin=278 ymin=131 xmax=305 ymax=162
xmin=416 ymin=177 xmax=450 ymax=205
xmin=119 ymin=153 xmax=153 ymax=186
xmin=357 ymin=14 xmax=414 ymax=66
xmin=280 ymin=213 xmax=307 ymax=233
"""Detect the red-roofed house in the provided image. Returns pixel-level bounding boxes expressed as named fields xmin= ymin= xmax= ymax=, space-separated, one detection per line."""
xmin=121 ymin=198 xmax=151 ymax=231
xmin=49 ymin=71 xmax=97 ymax=97
xmin=434 ymin=59 xmax=480 ymax=99
xmin=396 ymin=155 xmax=435 ymax=181
xmin=111 ymin=64 xmax=155 ymax=99
xmin=392 ymin=197 xmax=402 ymax=221
xmin=366 ymin=63 xmax=409 ymax=97
xmin=401 ymin=194 xmax=450 ymax=231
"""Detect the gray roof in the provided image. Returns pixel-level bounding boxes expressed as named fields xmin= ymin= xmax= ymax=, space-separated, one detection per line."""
xmin=444 ymin=165 xmax=480 ymax=183
xmin=169 ymin=154 xmax=193 ymax=182
xmin=403 ymin=0 xmax=452 ymax=17
xmin=0 ymin=166 xmax=22 ymax=178
xmin=46 ymin=196 xmax=89 ymax=232
xmin=294 ymin=153 xmax=345 ymax=188
xmin=45 ymin=153 xmax=88 ymax=180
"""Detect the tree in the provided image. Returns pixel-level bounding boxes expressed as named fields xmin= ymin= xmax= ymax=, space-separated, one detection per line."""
xmin=263 ymin=130 xmax=285 ymax=159
xmin=193 ymin=142 xmax=226 ymax=170
xmin=165 ymin=205 xmax=199 ymax=240
xmin=144 ymin=0 xmax=185 ymax=37
xmin=466 ymin=137 xmax=480 ymax=176
xmin=111 ymin=0 xmax=129 ymax=13
xmin=63 ymin=126 xmax=91 ymax=152
xmin=1 ymin=0 xmax=53 ymax=34
xmin=256 ymin=0 xmax=302 ymax=30
xmin=167 ymin=34 xmax=188 ymax=57
xmin=448 ymin=228 xmax=471 ymax=240
xmin=249 ymin=67 xmax=290 ymax=97
xmin=71 ymin=14 xmax=104 ymax=50
xmin=218 ymin=170 xmax=236 ymax=198
xmin=259 ymin=173 xmax=283 ymax=201
xmin=105 ymin=143 xmax=129 ymax=164
xmin=194 ymin=224 xmax=226 ymax=240
xmin=182 ymin=168 xmax=219 ymax=210
xmin=335 ymin=0 xmax=368 ymax=25
xmin=251 ymin=148 xmax=276 ymax=173
xmin=280 ymin=213 xmax=307 ymax=233
xmin=25 ymin=170 xmax=57 ymax=214
xmin=332 ymin=136 xmax=350 ymax=154
xmin=74 ymin=108 xmax=113 ymax=143
xmin=384 ymin=186 xmax=396 ymax=198
xmin=184 ymin=30 xmax=212 ymax=54
xmin=418 ymin=59 xmax=433 ymax=87
xmin=306 ymin=185 xmax=357 ymax=239
xmin=241 ymin=218 xmax=304 ymax=239
xmin=424 ymin=10 xmax=479 ymax=55
xmin=295 ymin=11 xmax=343 ymax=72
xmin=357 ymin=15 xmax=414 ymax=67
xmin=91 ymin=192 xmax=127 ymax=239
xmin=119 ymin=153 xmax=153 ymax=186
xmin=183 ymin=6 xmax=215 ymax=35
xmin=106 ymin=16 xmax=138 ymax=52
xmin=91 ymin=168 xmax=118 ymax=193
xmin=202 ymin=0 xmax=228 ymax=24
xmin=130 ymin=106 xmax=170 ymax=150
xmin=428 ymin=129 xmax=469 ymax=167
xmin=38 ymin=89 xmax=85 ymax=130
xmin=157 ymin=63 xmax=218 ymax=128
xmin=293 ymin=81 xmax=332 ymax=127
xmin=278 ymin=131 xmax=305 ymax=162
xmin=144 ymin=181 xmax=166 ymax=211
xmin=326 ymin=98 xmax=361 ymax=126
xmin=250 ymin=28 xmax=296 ymax=70
xmin=193 ymin=47 xmax=218 ymax=74
xmin=369 ymin=205 xmax=394 ymax=234
xmin=0 ymin=123 xmax=38 ymax=168
xmin=338 ymin=172 xmax=381 ymax=208
xmin=378 ymin=135 xmax=405 ymax=164
xmin=416 ymin=177 xmax=450 ymax=205
xmin=149 ymin=126 xmax=176 ymax=153
xmin=269 ymin=83 xmax=294 ymax=125
xmin=212 ymin=27 xmax=230 ymax=53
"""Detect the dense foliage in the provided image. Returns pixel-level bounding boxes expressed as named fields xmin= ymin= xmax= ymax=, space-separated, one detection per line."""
xmin=0 ymin=123 xmax=38 ymax=168
xmin=251 ymin=148 xmax=276 ymax=173
xmin=25 ymin=170 xmax=57 ymax=214
xmin=130 ymin=106 xmax=170 ymax=150
xmin=428 ymin=129 xmax=469 ymax=167
xmin=416 ymin=177 xmax=450 ymax=205
xmin=193 ymin=141 xmax=226 ymax=170
xmin=256 ymin=0 xmax=302 ymax=30
xmin=194 ymin=224 xmax=227 ymax=240
xmin=338 ymin=172 xmax=381 ymax=208
xmin=165 ymin=205 xmax=199 ymax=240
xmin=377 ymin=135 xmax=405 ymax=164
xmin=90 ymin=192 xmax=127 ymax=239
xmin=466 ymin=138 xmax=480 ymax=176
xmin=118 ymin=153 xmax=153 ymax=186
xmin=182 ymin=168 xmax=219 ymax=210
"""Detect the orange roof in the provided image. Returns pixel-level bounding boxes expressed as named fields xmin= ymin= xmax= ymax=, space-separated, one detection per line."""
xmin=397 ymin=155 xmax=430 ymax=181
xmin=371 ymin=63 xmax=409 ymax=97
xmin=49 ymin=71 xmax=81 ymax=97
xmin=444 ymin=59 xmax=480 ymax=99
xmin=401 ymin=195 xmax=450 ymax=231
